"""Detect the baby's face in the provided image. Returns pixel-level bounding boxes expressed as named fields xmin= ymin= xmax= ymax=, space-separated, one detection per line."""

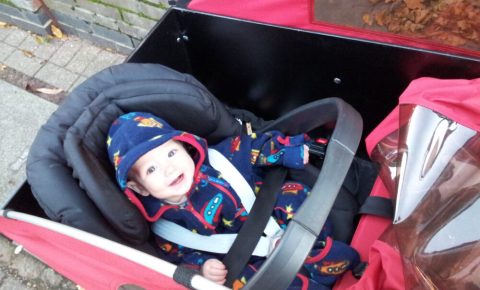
xmin=129 ymin=139 xmax=195 ymax=203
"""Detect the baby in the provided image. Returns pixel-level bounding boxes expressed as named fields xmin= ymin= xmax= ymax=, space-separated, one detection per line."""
xmin=107 ymin=112 xmax=359 ymax=289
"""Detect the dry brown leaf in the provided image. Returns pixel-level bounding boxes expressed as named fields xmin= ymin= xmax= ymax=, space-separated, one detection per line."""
xmin=413 ymin=9 xmax=430 ymax=24
xmin=387 ymin=22 xmax=402 ymax=33
xmin=35 ymin=87 xmax=63 ymax=94
xmin=466 ymin=5 xmax=478 ymax=19
xmin=0 ymin=64 xmax=7 ymax=71
xmin=51 ymin=24 xmax=63 ymax=39
xmin=466 ymin=30 xmax=478 ymax=42
xmin=366 ymin=0 xmax=480 ymax=50
xmin=375 ymin=10 xmax=391 ymax=27
xmin=362 ymin=14 xmax=374 ymax=26
xmin=437 ymin=32 xmax=467 ymax=46
xmin=22 ymin=50 xmax=35 ymax=58
xmin=451 ymin=3 xmax=463 ymax=16
xmin=456 ymin=20 xmax=470 ymax=31
xmin=0 ymin=21 xmax=9 ymax=28
xmin=404 ymin=0 xmax=424 ymax=10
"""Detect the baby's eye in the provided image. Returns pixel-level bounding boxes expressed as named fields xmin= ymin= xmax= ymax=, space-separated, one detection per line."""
xmin=168 ymin=149 xmax=177 ymax=158
xmin=146 ymin=166 xmax=156 ymax=175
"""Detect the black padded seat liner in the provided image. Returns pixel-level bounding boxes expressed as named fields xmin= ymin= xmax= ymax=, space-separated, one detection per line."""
xmin=65 ymin=81 xmax=243 ymax=243
xmin=27 ymin=63 xmax=243 ymax=245
xmin=27 ymin=62 xmax=370 ymax=250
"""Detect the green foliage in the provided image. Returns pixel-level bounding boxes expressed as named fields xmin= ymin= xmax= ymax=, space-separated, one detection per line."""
xmin=0 ymin=0 xmax=15 ymax=7
xmin=139 ymin=0 xmax=168 ymax=10
xmin=84 ymin=0 xmax=166 ymax=24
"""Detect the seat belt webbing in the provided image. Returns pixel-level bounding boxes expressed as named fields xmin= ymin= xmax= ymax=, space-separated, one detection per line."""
xmin=208 ymin=149 xmax=281 ymax=236
xmin=222 ymin=166 xmax=287 ymax=286
xmin=152 ymin=219 xmax=278 ymax=256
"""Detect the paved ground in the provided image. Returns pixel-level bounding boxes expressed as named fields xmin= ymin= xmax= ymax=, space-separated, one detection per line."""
xmin=0 ymin=23 xmax=127 ymax=290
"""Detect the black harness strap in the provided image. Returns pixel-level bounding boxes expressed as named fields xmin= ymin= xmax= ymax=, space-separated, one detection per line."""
xmin=358 ymin=196 xmax=394 ymax=219
xmin=222 ymin=167 xmax=287 ymax=286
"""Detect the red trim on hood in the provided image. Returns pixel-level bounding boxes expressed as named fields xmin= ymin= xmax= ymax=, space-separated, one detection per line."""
xmin=173 ymin=134 xmax=206 ymax=183
xmin=124 ymin=188 xmax=176 ymax=222
xmin=123 ymin=133 xmax=209 ymax=222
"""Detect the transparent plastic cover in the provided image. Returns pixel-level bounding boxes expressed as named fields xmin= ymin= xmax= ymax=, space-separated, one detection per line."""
xmin=371 ymin=104 xmax=480 ymax=289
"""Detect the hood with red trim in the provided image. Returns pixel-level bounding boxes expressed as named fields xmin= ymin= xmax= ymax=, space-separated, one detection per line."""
xmin=107 ymin=112 xmax=208 ymax=221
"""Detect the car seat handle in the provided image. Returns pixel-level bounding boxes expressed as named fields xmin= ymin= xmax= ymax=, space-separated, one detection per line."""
xmin=245 ymin=97 xmax=363 ymax=290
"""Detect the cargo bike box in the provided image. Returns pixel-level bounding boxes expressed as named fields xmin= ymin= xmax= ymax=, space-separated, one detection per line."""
xmin=2 ymin=1 xmax=480 ymax=290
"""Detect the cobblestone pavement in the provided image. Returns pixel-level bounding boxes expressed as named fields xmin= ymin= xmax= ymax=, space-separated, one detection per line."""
xmin=0 ymin=23 xmax=127 ymax=290
xmin=0 ymin=234 xmax=78 ymax=290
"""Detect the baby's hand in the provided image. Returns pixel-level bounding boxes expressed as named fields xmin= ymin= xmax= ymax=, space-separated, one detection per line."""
xmin=303 ymin=144 xmax=310 ymax=165
xmin=201 ymin=258 xmax=228 ymax=285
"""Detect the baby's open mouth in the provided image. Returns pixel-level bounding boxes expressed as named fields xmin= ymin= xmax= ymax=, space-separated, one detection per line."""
xmin=169 ymin=173 xmax=184 ymax=186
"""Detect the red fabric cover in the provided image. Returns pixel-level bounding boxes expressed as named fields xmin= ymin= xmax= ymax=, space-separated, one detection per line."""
xmin=188 ymin=0 xmax=480 ymax=58
xmin=355 ymin=77 xmax=480 ymax=290
xmin=334 ymin=178 xmax=404 ymax=290
xmin=366 ymin=77 xmax=480 ymax=155
xmin=340 ymin=240 xmax=404 ymax=290
xmin=0 ymin=217 xmax=186 ymax=290
xmin=347 ymin=179 xmax=391 ymax=259
xmin=398 ymin=77 xmax=480 ymax=132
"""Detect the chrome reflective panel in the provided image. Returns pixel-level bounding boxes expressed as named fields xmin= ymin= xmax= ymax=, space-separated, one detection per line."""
xmin=372 ymin=104 xmax=480 ymax=290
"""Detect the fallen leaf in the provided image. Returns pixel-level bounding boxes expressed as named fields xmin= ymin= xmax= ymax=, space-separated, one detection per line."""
xmin=51 ymin=24 xmax=63 ymax=39
xmin=0 ymin=64 xmax=7 ymax=71
xmin=22 ymin=50 xmax=35 ymax=58
xmin=35 ymin=35 xmax=47 ymax=44
xmin=404 ymin=0 xmax=424 ymax=10
xmin=362 ymin=14 xmax=374 ymax=26
xmin=0 ymin=21 xmax=9 ymax=28
xmin=413 ymin=9 xmax=430 ymax=24
xmin=35 ymin=87 xmax=64 ymax=94
xmin=374 ymin=10 xmax=388 ymax=26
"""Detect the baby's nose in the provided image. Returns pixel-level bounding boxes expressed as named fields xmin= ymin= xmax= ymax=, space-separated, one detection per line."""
xmin=164 ymin=164 xmax=177 ymax=176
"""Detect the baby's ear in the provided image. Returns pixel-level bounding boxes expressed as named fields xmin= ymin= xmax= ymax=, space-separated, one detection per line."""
xmin=126 ymin=180 xmax=149 ymax=196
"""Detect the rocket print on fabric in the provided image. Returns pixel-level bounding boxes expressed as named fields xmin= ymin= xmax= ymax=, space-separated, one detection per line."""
xmin=134 ymin=116 xmax=164 ymax=128
xmin=113 ymin=150 xmax=122 ymax=170
xmin=318 ymin=260 xmax=350 ymax=275
xmin=266 ymin=149 xmax=284 ymax=164
xmin=202 ymin=193 xmax=223 ymax=224
xmin=230 ymin=136 xmax=241 ymax=153
xmin=233 ymin=277 xmax=247 ymax=290
xmin=282 ymin=183 xmax=304 ymax=195
xmin=250 ymin=149 xmax=259 ymax=165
